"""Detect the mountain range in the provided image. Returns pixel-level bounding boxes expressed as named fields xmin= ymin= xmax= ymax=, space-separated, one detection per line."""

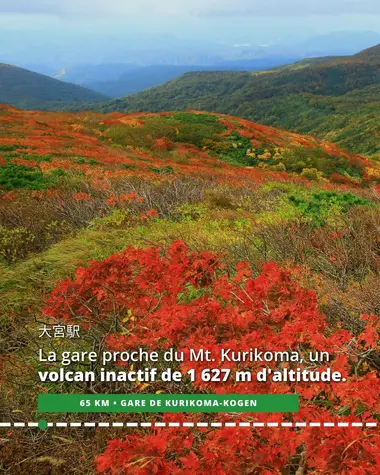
xmin=1 ymin=42 xmax=379 ymax=156
xmin=61 ymin=60 xmax=300 ymax=98
xmin=95 ymin=44 xmax=380 ymax=156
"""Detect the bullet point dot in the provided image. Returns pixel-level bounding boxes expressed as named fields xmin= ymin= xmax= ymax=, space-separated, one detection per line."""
xmin=38 ymin=420 xmax=48 ymax=430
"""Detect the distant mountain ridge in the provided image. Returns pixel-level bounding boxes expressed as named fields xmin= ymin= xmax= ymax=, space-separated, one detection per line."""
xmin=52 ymin=39 xmax=380 ymax=99
xmin=0 ymin=63 xmax=108 ymax=110
xmin=94 ymin=44 xmax=380 ymax=156
xmin=58 ymin=59 xmax=300 ymax=98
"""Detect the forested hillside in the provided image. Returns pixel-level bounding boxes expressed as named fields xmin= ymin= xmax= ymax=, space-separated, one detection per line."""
xmin=0 ymin=63 xmax=108 ymax=109
xmin=96 ymin=45 xmax=380 ymax=156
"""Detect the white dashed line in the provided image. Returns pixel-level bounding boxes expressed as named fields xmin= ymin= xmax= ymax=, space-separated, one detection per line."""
xmin=2 ymin=421 xmax=377 ymax=429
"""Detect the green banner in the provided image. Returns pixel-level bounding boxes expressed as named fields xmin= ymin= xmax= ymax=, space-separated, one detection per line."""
xmin=38 ymin=394 xmax=299 ymax=413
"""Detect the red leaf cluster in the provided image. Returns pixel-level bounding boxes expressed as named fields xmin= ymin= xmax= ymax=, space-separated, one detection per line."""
xmin=43 ymin=242 xmax=380 ymax=474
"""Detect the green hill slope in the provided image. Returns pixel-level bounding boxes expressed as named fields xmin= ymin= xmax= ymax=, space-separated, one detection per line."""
xmin=0 ymin=63 xmax=108 ymax=109
xmin=96 ymin=45 xmax=380 ymax=156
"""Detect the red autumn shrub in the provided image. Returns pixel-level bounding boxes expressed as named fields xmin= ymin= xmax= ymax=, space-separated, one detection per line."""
xmin=330 ymin=173 xmax=355 ymax=185
xmin=96 ymin=420 xmax=300 ymax=474
xmin=43 ymin=242 xmax=380 ymax=474
xmin=96 ymin=421 xmax=379 ymax=474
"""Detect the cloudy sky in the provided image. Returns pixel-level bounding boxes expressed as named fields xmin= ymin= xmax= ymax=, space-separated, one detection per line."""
xmin=1 ymin=0 xmax=380 ymax=17
xmin=0 ymin=0 xmax=379 ymax=70
xmin=1 ymin=0 xmax=380 ymax=40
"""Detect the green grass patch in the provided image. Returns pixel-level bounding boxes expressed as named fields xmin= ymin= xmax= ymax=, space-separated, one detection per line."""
xmin=289 ymin=191 xmax=372 ymax=226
